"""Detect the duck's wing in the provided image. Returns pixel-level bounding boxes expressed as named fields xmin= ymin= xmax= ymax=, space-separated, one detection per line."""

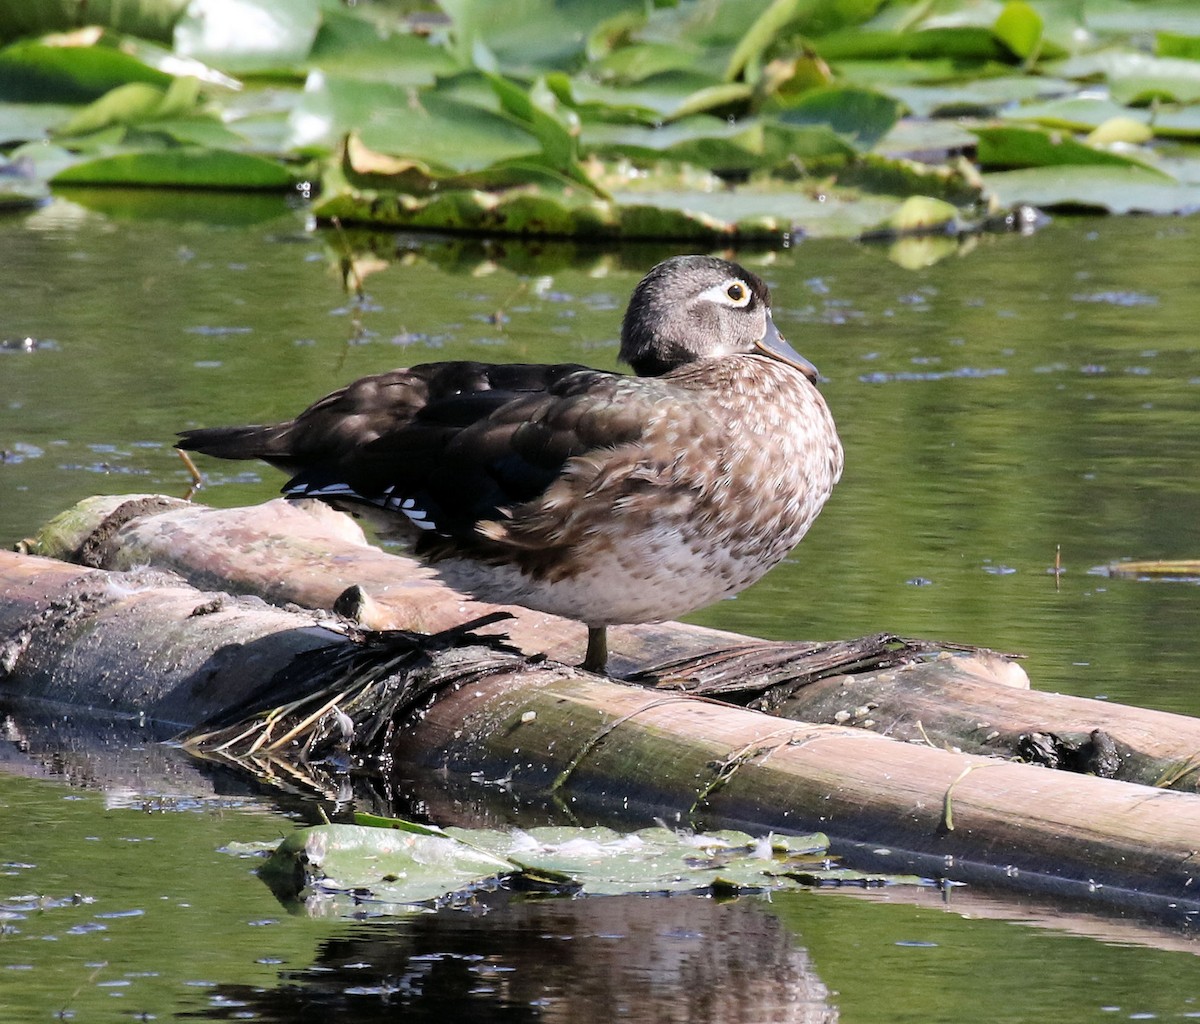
xmin=177 ymin=360 xmax=645 ymax=543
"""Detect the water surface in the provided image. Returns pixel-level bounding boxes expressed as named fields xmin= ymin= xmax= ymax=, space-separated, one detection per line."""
xmin=1 ymin=194 xmax=1198 ymax=1020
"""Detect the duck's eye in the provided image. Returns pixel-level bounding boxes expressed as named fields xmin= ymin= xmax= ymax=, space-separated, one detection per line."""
xmin=698 ymin=278 xmax=754 ymax=308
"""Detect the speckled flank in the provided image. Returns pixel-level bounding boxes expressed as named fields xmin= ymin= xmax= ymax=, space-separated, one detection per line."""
xmin=458 ymin=355 xmax=842 ymax=626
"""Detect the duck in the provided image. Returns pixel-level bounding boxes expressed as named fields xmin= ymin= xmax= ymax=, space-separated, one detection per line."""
xmin=176 ymin=255 xmax=844 ymax=674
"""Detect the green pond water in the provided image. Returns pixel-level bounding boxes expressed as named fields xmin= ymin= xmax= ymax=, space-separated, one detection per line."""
xmin=1 ymin=193 xmax=1199 ymax=1020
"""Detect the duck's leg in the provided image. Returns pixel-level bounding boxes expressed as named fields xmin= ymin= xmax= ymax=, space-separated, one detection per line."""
xmin=582 ymin=625 xmax=608 ymax=674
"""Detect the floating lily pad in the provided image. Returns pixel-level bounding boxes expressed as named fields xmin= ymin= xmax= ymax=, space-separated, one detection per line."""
xmin=257 ymin=820 xmax=925 ymax=913
xmin=306 ymin=8 xmax=457 ymax=86
xmin=884 ymin=76 xmax=1073 ymax=118
xmin=973 ymin=124 xmax=1168 ymax=175
xmin=1049 ymin=51 xmax=1200 ymax=104
xmin=52 ymin=147 xmax=294 ymax=188
xmin=0 ymin=0 xmax=1197 ymax=232
xmin=1158 ymin=32 xmax=1200 ymax=61
xmin=0 ymin=34 xmax=171 ymax=102
xmin=983 ymin=164 xmax=1200 ymax=214
xmin=0 ymin=0 xmax=186 ymax=46
xmin=260 ymin=822 xmax=514 ymax=908
xmin=173 ymin=0 xmax=321 ymax=74
xmin=776 ymin=85 xmax=901 ymax=150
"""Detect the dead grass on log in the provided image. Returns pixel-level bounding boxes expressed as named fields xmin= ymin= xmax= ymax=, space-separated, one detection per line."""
xmin=182 ymin=612 xmax=527 ymax=782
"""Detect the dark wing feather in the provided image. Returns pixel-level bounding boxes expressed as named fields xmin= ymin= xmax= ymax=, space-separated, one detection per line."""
xmin=177 ymin=360 xmax=646 ymax=542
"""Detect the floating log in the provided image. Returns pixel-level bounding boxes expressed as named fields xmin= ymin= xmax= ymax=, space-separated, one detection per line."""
xmin=26 ymin=494 xmax=1200 ymax=792
xmin=2 ymin=545 xmax=1200 ymax=918
xmin=0 ymin=550 xmax=342 ymax=726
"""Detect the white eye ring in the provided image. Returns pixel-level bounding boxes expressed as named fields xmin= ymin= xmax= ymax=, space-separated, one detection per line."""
xmin=698 ymin=278 xmax=753 ymax=309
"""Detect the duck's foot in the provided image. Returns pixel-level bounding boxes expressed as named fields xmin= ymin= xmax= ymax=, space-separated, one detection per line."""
xmin=582 ymin=625 xmax=608 ymax=674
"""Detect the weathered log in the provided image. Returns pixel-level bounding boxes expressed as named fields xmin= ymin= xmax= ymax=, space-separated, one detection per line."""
xmin=2 ymin=546 xmax=1200 ymax=917
xmin=27 ymin=494 xmax=1200 ymax=792
xmin=0 ymin=551 xmax=343 ymax=726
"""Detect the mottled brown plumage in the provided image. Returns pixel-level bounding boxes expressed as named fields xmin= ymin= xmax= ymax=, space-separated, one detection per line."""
xmin=177 ymin=256 xmax=843 ymax=672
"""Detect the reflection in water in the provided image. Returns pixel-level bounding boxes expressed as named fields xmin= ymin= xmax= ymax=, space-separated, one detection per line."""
xmin=181 ymin=894 xmax=836 ymax=1024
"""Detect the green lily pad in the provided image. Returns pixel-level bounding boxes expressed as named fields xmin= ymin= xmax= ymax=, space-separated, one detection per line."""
xmin=440 ymin=0 xmax=630 ymax=74
xmin=993 ymin=0 xmax=1043 ymax=62
xmin=875 ymin=117 xmax=978 ymax=159
xmin=1001 ymin=94 xmax=1200 ymax=142
xmin=1153 ymin=107 xmax=1200 ymax=140
xmin=583 ymin=115 xmax=767 ymax=170
xmin=257 ymin=819 xmax=932 ymax=914
xmin=973 ymin=124 xmax=1168 ymax=175
xmin=984 ymin=164 xmax=1200 ymax=214
xmin=723 ymin=0 xmax=809 ymax=82
xmin=306 ymin=8 xmax=457 ymax=86
xmin=775 ymin=85 xmax=901 ymax=150
xmin=884 ymin=76 xmax=1074 ymax=118
xmin=51 ymin=147 xmax=294 ymax=188
xmin=51 ymin=187 xmax=292 ymax=223
xmin=1088 ymin=4 xmax=1200 ymax=41
xmin=0 ymin=0 xmax=186 ymax=45
xmin=1049 ymin=51 xmax=1200 ymax=104
xmin=583 ymin=113 xmax=856 ymax=172
xmin=0 ymin=35 xmax=171 ymax=103
xmin=260 ymin=822 xmax=514 ymax=908
xmin=0 ymin=101 xmax=77 ymax=143
xmin=288 ymin=73 xmax=540 ymax=167
xmin=1157 ymin=32 xmax=1200 ymax=61
xmin=813 ymin=26 xmax=1008 ymax=63
xmin=593 ymin=39 xmax=705 ymax=84
xmin=173 ymin=0 xmax=320 ymax=74
xmin=1002 ymin=96 xmax=1144 ymax=132
xmin=54 ymin=75 xmax=200 ymax=137
xmin=458 ymin=825 xmax=832 ymax=897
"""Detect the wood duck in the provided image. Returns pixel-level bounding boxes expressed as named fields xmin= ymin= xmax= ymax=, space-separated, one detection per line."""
xmin=177 ymin=255 xmax=844 ymax=673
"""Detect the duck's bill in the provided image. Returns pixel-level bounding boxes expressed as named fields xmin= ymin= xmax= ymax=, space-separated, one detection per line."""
xmin=755 ymin=313 xmax=819 ymax=381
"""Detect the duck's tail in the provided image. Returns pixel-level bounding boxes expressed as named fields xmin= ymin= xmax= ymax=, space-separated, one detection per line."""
xmin=175 ymin=424 xmax=293 ymax=462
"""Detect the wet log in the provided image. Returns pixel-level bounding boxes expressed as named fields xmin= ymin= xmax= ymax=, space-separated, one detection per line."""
xmin=0 ymin=551 xmax=343 ymax=727
xmin=2 ymin=546 xmax=1200 ymax=917
xmin=26 ymin=494 xmax=1200 ymax=792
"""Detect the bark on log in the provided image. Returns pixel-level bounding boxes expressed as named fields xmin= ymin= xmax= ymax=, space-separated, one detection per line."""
xmin=0 ymin=551 xmax=343 ymax=726
xmin=27 ymin=494 xmax=1200 ymax=792
xmin=2 ymin=546 xmax=1200 ymax=918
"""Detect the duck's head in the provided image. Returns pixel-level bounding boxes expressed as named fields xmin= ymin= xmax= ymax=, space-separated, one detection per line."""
xmin=619 ymin=255 xmax=819 ymax=381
